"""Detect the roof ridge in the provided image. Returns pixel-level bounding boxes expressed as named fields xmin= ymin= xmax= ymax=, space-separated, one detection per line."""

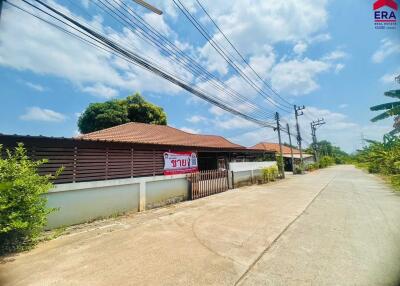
xmin=77 ymin=122 xmax=135 ymax=138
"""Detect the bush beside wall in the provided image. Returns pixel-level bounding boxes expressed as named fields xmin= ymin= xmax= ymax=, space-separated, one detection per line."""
xmin=0 ymin=144 xmax=59 ymax=255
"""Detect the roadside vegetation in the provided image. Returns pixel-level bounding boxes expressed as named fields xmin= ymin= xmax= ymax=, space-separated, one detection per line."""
xmin=78 ymin=92 xmax=167 ymax=134
xmin=303 ymin=140 xmax=350 ymax=172
xmin=0 ymin=144 xmax=60 ymax=255
xmin=261 ymin=165 xmax=279 ymax=182
xmin=359 ymin=78 xmax=400 ymax=191
xmin=352 ymin=136 xmax=400 ymax=192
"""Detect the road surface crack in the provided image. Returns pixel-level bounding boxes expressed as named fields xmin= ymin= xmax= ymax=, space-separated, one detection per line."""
xmin=234 ymin=172 xmax=338 ymax=285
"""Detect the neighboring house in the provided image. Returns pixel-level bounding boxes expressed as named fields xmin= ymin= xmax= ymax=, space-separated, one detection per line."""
xmin=250 ymin=142 xmax=314 ymax=171
xmin=0 ymin=122 xmax=272 ymax=184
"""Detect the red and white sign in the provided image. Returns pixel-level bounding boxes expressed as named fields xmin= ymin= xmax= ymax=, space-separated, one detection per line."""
xmin=163 ymin=152 xmax=198 ymax=175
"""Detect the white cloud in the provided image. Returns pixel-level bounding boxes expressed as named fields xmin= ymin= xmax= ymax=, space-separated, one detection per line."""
xmin=0 ymin=2 xmax=189 ymax=98
xmin=199 ymin=0 xmax=328 ymax=48
xmin=372 ymin=38 xmax=400 ymax=63
xmin=271 ymin=58 xmax=330 ymax=95
xmin=322 ymin=50 xmax=347 ymax=61
xmin=20 ymin=107 xmax=66 ymax=122
xmin=186 ymin=115 xmax=207 ymax=124
xmin=334 ymin=63 xmax=345 ymax=74
xmin=22 ymin=81 xmax=46 ymax=92
xmin=380 ymin=69 xmax=400 ymax=84
xmin=228 ymin=128 xmax=278 ymax=147
xmin=209 ymin=106 xmax=227 ymax=116
xmin=339 ymin=104 xmax=348 ymax=109
xmin=180 ymin=127 xmax=201 ymax=134
xmin=214 ymin=116 xmax=258 ymax=130
xmin=82 ymin=83 xmax=119 ymax=99
xmin=142 ymin=13 xmax=171 ymax=36
xmin=293 ymin=42 xmax=308 ymax=55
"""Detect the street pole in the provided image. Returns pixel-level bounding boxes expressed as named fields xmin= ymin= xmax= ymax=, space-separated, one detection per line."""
xmin=0 ymin=0 xmax=4 ymax=21
xmin=310 ymin=122 xmax=317 ymax=162
xmin=286 ymin=123 xmax=295 ymax=174
xmin=294 ymin=105 xmax=305 ymax=167
xmin=275 ymin=112 xmax=285 ymax=179
xmin=310 ymin=119 xmax=326 ymax=163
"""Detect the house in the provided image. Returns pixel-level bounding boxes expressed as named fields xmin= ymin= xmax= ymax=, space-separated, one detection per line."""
xmin=0 ymin=123 xmax=279 ymax=228
xmin=0 ymin=122 xmax=271 ymax=184
xmin=250 ymin=142 xmax=314 ymax=171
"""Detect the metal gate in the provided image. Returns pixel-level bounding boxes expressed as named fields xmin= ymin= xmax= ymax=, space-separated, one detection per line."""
xmin=187 ymin=169 xmax=229 ymax=200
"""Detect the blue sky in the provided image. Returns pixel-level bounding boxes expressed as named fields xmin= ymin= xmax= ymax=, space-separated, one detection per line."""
xmin=0 ymin=0 xmax=399 ymax=152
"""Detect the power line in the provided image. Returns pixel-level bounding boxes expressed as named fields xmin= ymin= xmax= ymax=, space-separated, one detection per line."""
xmin=194 ymin=0 xmax=293 ymax=108
xmin=90 ymin=0 xmax=277 ymax=120
xmin=173 ymin=0 xmax=292 ymax=114
xmin=9 ymin=0 xmax=278 ymax=130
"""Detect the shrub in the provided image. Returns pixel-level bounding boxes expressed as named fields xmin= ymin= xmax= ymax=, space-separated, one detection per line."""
xmin=261 ymin=166 xmax=279 ymax=182
xmin=269 ymin=166 xmax=279 ymax=181
xmin=305 ymin=163 xmax=318 ymax=171
xmin=293 ymin=165 xmax=304 ymax=174
xmin=276 ymin=154 xmax=284 ymax=177
xmin=391 ymin=175 xmax=400 ymax=191
xmin=0 ymin=144 xmax=60 ymax=255
xmin=319 ymin=156 xmax=335 ymax=168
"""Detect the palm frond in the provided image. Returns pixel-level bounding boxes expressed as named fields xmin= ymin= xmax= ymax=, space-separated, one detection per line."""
xmin=371 ymin=111 xmax=393 ymax=122
xmin=384 ymin=89 xmax=400 ymax=99
xmin=388 ymin=127 xmax=400 ymax=136
xmin=371 ymin=106 xmax=400 ymax=122
xmin=370 ymin=101 xmax=400 ymax=111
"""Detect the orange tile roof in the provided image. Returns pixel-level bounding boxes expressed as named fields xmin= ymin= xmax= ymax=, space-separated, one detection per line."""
xmin=250 ymin=142 xmax=301 ymax=154
xmin=77 ymin=122 xmax=245 ymax=149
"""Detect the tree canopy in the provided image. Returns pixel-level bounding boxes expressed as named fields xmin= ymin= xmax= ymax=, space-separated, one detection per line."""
xmin=78 ymin=93 xmax=167 ymax=134
xmin=305 ymin=140 xmax=349 ymax=164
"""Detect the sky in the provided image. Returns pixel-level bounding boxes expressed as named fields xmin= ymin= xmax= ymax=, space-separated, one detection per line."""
xmin=0 ymin=0 xmax=399 ymax=153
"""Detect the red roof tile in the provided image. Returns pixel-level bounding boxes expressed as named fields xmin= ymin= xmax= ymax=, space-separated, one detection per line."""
xmin=77 ymin=122 xmax=245 ymax=149
xmin=250 ymin=142 xmax=301 ymax=154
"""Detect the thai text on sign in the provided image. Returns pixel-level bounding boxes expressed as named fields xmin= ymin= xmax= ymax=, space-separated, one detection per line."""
xmin=163 ymin=152 xmax=198 ymax=175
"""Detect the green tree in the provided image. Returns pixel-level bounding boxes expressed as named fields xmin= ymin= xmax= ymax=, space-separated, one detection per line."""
xmin=0 ymin=144 xmax=60 ymax=254
xmin=370 ymin=89 xmax=400 ymax=136
xmin=125 ymin=93 xmax=167 ymax=125
xmin=78 ymin=93 xmax=167 ymax=134
xmin=305 ymin=140 xmax=349 ymax=164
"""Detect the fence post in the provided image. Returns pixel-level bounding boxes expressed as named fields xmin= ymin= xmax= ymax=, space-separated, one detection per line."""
xmin=73 ymin=146 xmax=77 ymax=183
xmin=105 ymin=147 xmax=109 ymax=180
xmin=139 ymin=181 xmax=146 ymax=211
xmin=131 ymin=148 xmax=134 ymax=178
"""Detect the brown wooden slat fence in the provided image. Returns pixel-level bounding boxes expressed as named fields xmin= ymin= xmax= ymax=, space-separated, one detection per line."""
xmin=23 ymin=146 xmax=165 ymax=184
xmin=188 ymin=169 xmax=229 ymax=200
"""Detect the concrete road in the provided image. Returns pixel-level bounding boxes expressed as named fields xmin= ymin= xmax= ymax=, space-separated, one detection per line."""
xmin=1 ymin=165 xmax=399 ymax=286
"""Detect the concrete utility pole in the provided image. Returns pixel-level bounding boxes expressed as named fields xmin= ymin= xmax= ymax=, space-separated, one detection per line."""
xmin=0 ymin=0 xmax=4 ymax=21
xmin=286 ymin=123 xmax=295 ymax=174
xmin=310 ymin=118 xmax=326 ymax=162
xmin=294 ymin=105 xmax=305 ymax=166
xmin=275 ymin=112 xmax=285 ymax=179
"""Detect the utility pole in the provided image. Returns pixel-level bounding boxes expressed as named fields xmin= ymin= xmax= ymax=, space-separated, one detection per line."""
xmin=275 ymin=112 xmax=285 ymax=179
xmin=0 ymin=0 xmax=4 ymax=21
xmin=286 ymin=123 xmax=295 ymax=174
xmin=310 ymin=118 xmax=326 ymax=162
xmin=294 ymin=105 xmax=305 ymax=166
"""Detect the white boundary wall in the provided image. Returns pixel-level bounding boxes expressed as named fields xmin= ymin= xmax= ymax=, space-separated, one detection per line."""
xmin=229 ymin=161 xmax=277 ymax=187
xmin=229 ymin=161 xmax=276 ymax=172
xmin=46 ymin=174 xmax=188 ymax=229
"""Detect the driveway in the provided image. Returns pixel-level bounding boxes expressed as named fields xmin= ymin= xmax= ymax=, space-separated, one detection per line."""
xmin=1 ymin=165 xmax=399 ymax=285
